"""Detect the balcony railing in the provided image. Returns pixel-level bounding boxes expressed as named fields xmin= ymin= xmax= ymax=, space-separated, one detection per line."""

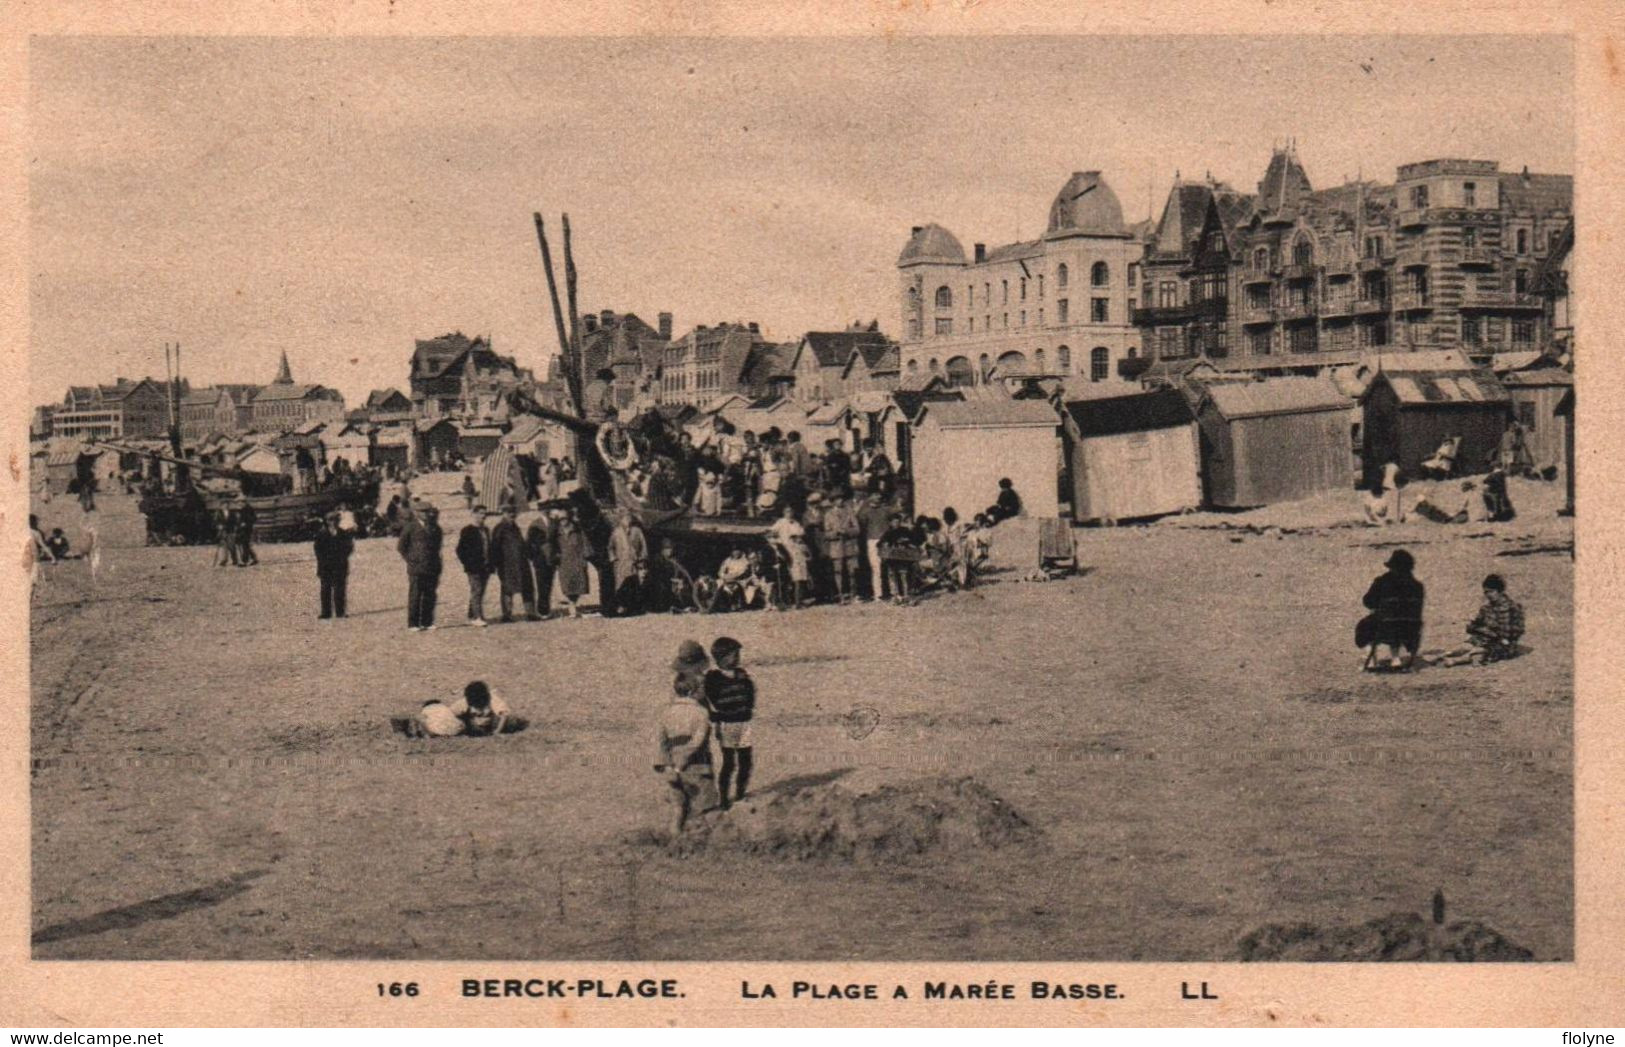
xmin=1241 ymin=267 xmax=1276 ymax=286
xmin=1240 ymin=304 xmax=1275 ymax=324
xmin=1322 ymin=257 xmax=1356 ymax=277
xmin=1393 ymin=291 xmax=1432 ymax=311
xmin=1396 ymin=249 xmax=1430 ymax=269
xmin=1461 ymin=290 xmax=1545 ymax=310
xmin=1458 ymin=246 xmax=1495 ymax=267
xmin=1278 ymin=300 xmax=1318 ymax=321
xmin=1320 ymin=298 xmax=1356 ymax=318
xmin=1280 ymin=262 xmax=1318 ymax=281
xmin=1353 ymin=296 xmax=1389 ymax=315
xmin=1396 ymin=208 xmax=1431 ymax=229
xmin=1131 ymin=305 xmax=1189 ymax=326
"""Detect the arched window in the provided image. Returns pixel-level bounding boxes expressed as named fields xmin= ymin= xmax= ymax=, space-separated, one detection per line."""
xmin=1091 ymin=261 xmax=1109 ymax=287
xmin=928 ymin=358 xmax=941 ymax=374
xmin=934 ymin=286 xmax=953 ymax=309
xmin=1293 ymin=239 xmax=1314 ymax=266
xmin=996 ymin=350 xmax=1028 ymax=373
xmin=945 ymin=356 xmax=974 ymax=388
xmin=906 ymin=359 xmax=919 ymax=374
xmin=1090 ymin=347 xmax=1110 ymax=382
xmin=1035 ymin=348 xmax=1047 ymax=373
xmin=1057 ymin=345 xmax=1071 ymax=373
xmin=1057 ymin=263 xmax=1069 ymax=289
xmin=978 ymin=353 xmax=991 ymax=379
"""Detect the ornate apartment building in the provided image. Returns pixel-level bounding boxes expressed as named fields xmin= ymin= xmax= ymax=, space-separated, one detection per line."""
xmin=1134 ymin=146 xmax=1573 ymax=375
xmin=896 ymin=171 xmax=1146 ymax=389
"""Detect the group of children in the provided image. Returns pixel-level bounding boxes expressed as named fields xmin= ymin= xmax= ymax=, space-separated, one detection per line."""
xmin=407 ymin=680 xmax=525 ymax=738
xmin=655 ymin=636 xmax=758 ymax=834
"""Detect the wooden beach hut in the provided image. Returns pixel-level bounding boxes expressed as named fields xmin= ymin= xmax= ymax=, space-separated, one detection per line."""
xmin=1060 ymin=388 xmax=1201 ymax=523
xmin=1359 ymin=368 xmax=1510 ymax=487
xmin=1194 ymin=377 xmax=1355 ymax=508
xmin=911 ymin=398 xmax=1061 ymax=520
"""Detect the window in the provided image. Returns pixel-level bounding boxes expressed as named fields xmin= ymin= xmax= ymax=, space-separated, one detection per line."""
xmin=934 ymin=318 xmax=953 ymax=336
xmin=1364 ymin=236 xmax=1384 ymax=259
xmin=1057 ymin=345 xmax=1071 ymax=372
xmin=1518 ymin=402 xmax=1536 ymax=429
xmin=935 ymin=286 xmax=953 ymax=309
xmin=1253 ymin=247 xmax=1269 ymax=271
xmin=985 ymin=282 xmax=991 ymax=303
xmin=967 ymin=285 xmax=974 ymax=306
xmin=1462 ymin=316 xmax=1480 ymax=344
xmin=967 ymin=317 xmax=974 ymax=334
xmin=1058 ymin=299 xmax=1069 ymax=324
xmin=1090 ymin=347 xmax=1109 ymax=381
xmin=1517 ymin=229 xmax=1528 ymax=254
xmin=1158 ymin=328 xmax=1178 ymax=359
xmin=1128 ymin=263 xmax=1138 ymax=288
xmin=1035 ymin=349 xmax=1046 ymax=373
xmin=1512 ymin=319 xmax=1534 ymax=344
xmin=978 ymin=353 xmax=991 ymax=379
xmin=1057 ymin=264 xmax=1069 ymax=289
xmin=908 ymin=319 xmax=921 ymax=339
xmin=1038 ymin=308 xmax=1044 ymax=326
xmin=1158 ymin=281 xmax=1177 ymax=308
xmin=1463 ymin=226 xmax=1477 ymax=248
xmin=1463 ymin=182 xmax=1477 ymax=207
xmin=985 ymin=315 xmax=990 ymax=331
xmin=1020 ymin=278 xmax=1028 ymax=301
xmin=906 ymin=359 xmax=919 ymax=374
xmin=1515 ymin=269 xmax=1529 ymax=295
xmin=1187 ymin=327 xmax=1203 ymax=357
xmin=1091 ymin=298 xmax=1109 ymax=323
xmin=1290 ymin=326 xmax=1317 ymax=353
xmin=1020 ymin=310 xmax=1027 ymax=327
xmin=1091 ymin=261 xmax=1109 ymax=287
xmin=1250 ymin=329 xmax=1271 ymax=356
xmin=1410 ymin=185 xmax=1429 ymax=209
xmin=1293 ymin=240 xmax=1313 ymax=266
xmin=1213 ymin=328 xmax=1229 ymax=358
xmin=929 ymin=358 xmax=940 ymax=373
xmin=1002 ymin=313 xmax=1009 ymax=329
xmin=1002 ymin=280 xmax=1009 ymax=304
xmin=1038 ymin=275 xmax=1045 ymax=299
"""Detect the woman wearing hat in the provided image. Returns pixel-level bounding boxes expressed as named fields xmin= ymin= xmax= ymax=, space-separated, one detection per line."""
xmin=1359 ymin=549 xmax=1425 ymax=670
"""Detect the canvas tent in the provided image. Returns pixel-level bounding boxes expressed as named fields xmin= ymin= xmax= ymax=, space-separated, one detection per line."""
xmin=1359 ymin=368 xmax=1510 ymax=487
xmin=912 ymin=398 xmax=1061 ymax=520
xmin=1195 ymin=377 xmax=1355 ymax=508
xmin=1061 ymin=388 xmax=1201 ymax=523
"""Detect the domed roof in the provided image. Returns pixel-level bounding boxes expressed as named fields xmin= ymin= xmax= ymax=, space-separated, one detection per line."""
xmin=897 ymin=223 xmax=967 ymax=267
xmin=1045 ymin=171 xmax=1128 ymax=239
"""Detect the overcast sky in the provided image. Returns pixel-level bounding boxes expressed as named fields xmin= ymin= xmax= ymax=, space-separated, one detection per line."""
xmin=29 ymin=34 xmax=1573 ymax=406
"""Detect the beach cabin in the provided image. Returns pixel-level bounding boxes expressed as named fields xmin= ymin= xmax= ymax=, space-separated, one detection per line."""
xmin=319 ymin=422 xmax=374 ymax=471
xmin=1359 ymin=368 xmax=1510 ymax=487
xmin=911 ymin=398 xmax=1061 ymax=520
xmin=457 ymin=424 xmax=505 ymax=461
xmin=1061 ymin=388 xmax=1201 ymax=523
xmin=1195 ymin=377 xmax=1355 ymax=508
xmin=1498 ymin=363 xmax=1573 ymax=475
xmin=414 ymin=417 xmax=460 ymax=468
xmin=372 ymin=424 xmax=412 ymax=474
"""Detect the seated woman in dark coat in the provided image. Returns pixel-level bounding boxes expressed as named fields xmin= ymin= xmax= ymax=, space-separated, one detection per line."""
xmin=1359 ymin=549 xmax=1426 ymax=670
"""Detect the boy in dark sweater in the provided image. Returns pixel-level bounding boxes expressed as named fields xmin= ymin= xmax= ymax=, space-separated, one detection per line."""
xmin=703 ymin=636 xmax=756 ymax=808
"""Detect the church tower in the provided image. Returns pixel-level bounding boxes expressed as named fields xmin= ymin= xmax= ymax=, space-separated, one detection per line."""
xmin=272 ymin=350 xmax=294 ymax=385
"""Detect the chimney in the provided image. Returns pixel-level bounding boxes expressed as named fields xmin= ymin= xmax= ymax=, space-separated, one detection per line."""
xmin=748 ymin=322 xmax=760 ymax=335
xmin=974 ymin=243 xmax=986 ymax=263
xmin=658 ymin=312 xmax=673 ymax=339
xmin=600 ymin=309 xmax=614 ymax=327
xmin=911 ymin=226 xmax=923 ymax=236
xmin=583 ymin=314 xmax=599 ymax=333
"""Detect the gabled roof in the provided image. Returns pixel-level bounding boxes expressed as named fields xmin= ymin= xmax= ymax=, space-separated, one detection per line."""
xmin=181 ymin=388 xmax=227 ymax=407
xmin=917 ymin=398 xmax=1058 ymax=429
xmin=1498 ymin=364 xmax=1573 ymax=388
xmin=1063 ymin=388 xmax=1194 ymax=437
xmin=501 ymin=416 xmax=547 ymax=445
xmin=366 ymin=387 xmax=411 ymax=409
xmin=292 ymin=418 xmax=327 ymax=435
xmin=1200 ymin=377 xmax=1352 ymax=420
xmin=1367 ymin=370 xmax=1509 ymax=406
xmin=801 ymin=330 xmax=891 ymax=369
xmin=415 ymin=416 xmax=457 ymax=432
xmin=1374 ymin=349 xmax=1475 ymax=374
xmin=1497 ymin=171 xmax=1572 ymax=216
xmin=253 ymin=383 xmax=326 ymax=402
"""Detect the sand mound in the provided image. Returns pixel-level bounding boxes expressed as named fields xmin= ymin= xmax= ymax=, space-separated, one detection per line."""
xmin=663 ymin=776 xmax=1039 ymax=863
xmin=1238 ymin=911 xmax=1534 ymax=961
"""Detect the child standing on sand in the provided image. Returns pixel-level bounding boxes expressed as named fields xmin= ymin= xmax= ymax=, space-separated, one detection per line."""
xmin=703 ymin=636 xmax=756 ymax=808
xmin=655 ymin=675 xmax=717 ymax=834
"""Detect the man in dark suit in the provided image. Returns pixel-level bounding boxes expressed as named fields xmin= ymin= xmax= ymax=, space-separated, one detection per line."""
xmin=455 ymin=505 xmax=493 ymax=626
xmin=397 ymin=502 xmax=444 ymax=632
xmin=313 ymin=511 xmax=355 ymax=620
xmin=526 ymin=508 xmax=560 ymax=619
xmin=490 ymin=504 xmax=539 ymax=622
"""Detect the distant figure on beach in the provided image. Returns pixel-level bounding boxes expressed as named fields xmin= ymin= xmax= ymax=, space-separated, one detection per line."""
xmin=1363 ymin=460 xmax=1406 ymax=525
xmin=235 ymin=501 xmax=259 ymax=566
xmin=398 ymin=502 xmax=443 ymax=632
xmin=1436 ymin=573 xmax=1526 ymax=666
xmin=655 ymin=673 xmax=717 ymax=834
xmin=410 ymin=681 xmax=522 ymax=738
xmin=313 ymin=510 xmax=354 ymax=620
xmin=1358 ymin=549 xmax=1425 ymax=671
xmin=989 ymin=477 xmax=1022 ymax=524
